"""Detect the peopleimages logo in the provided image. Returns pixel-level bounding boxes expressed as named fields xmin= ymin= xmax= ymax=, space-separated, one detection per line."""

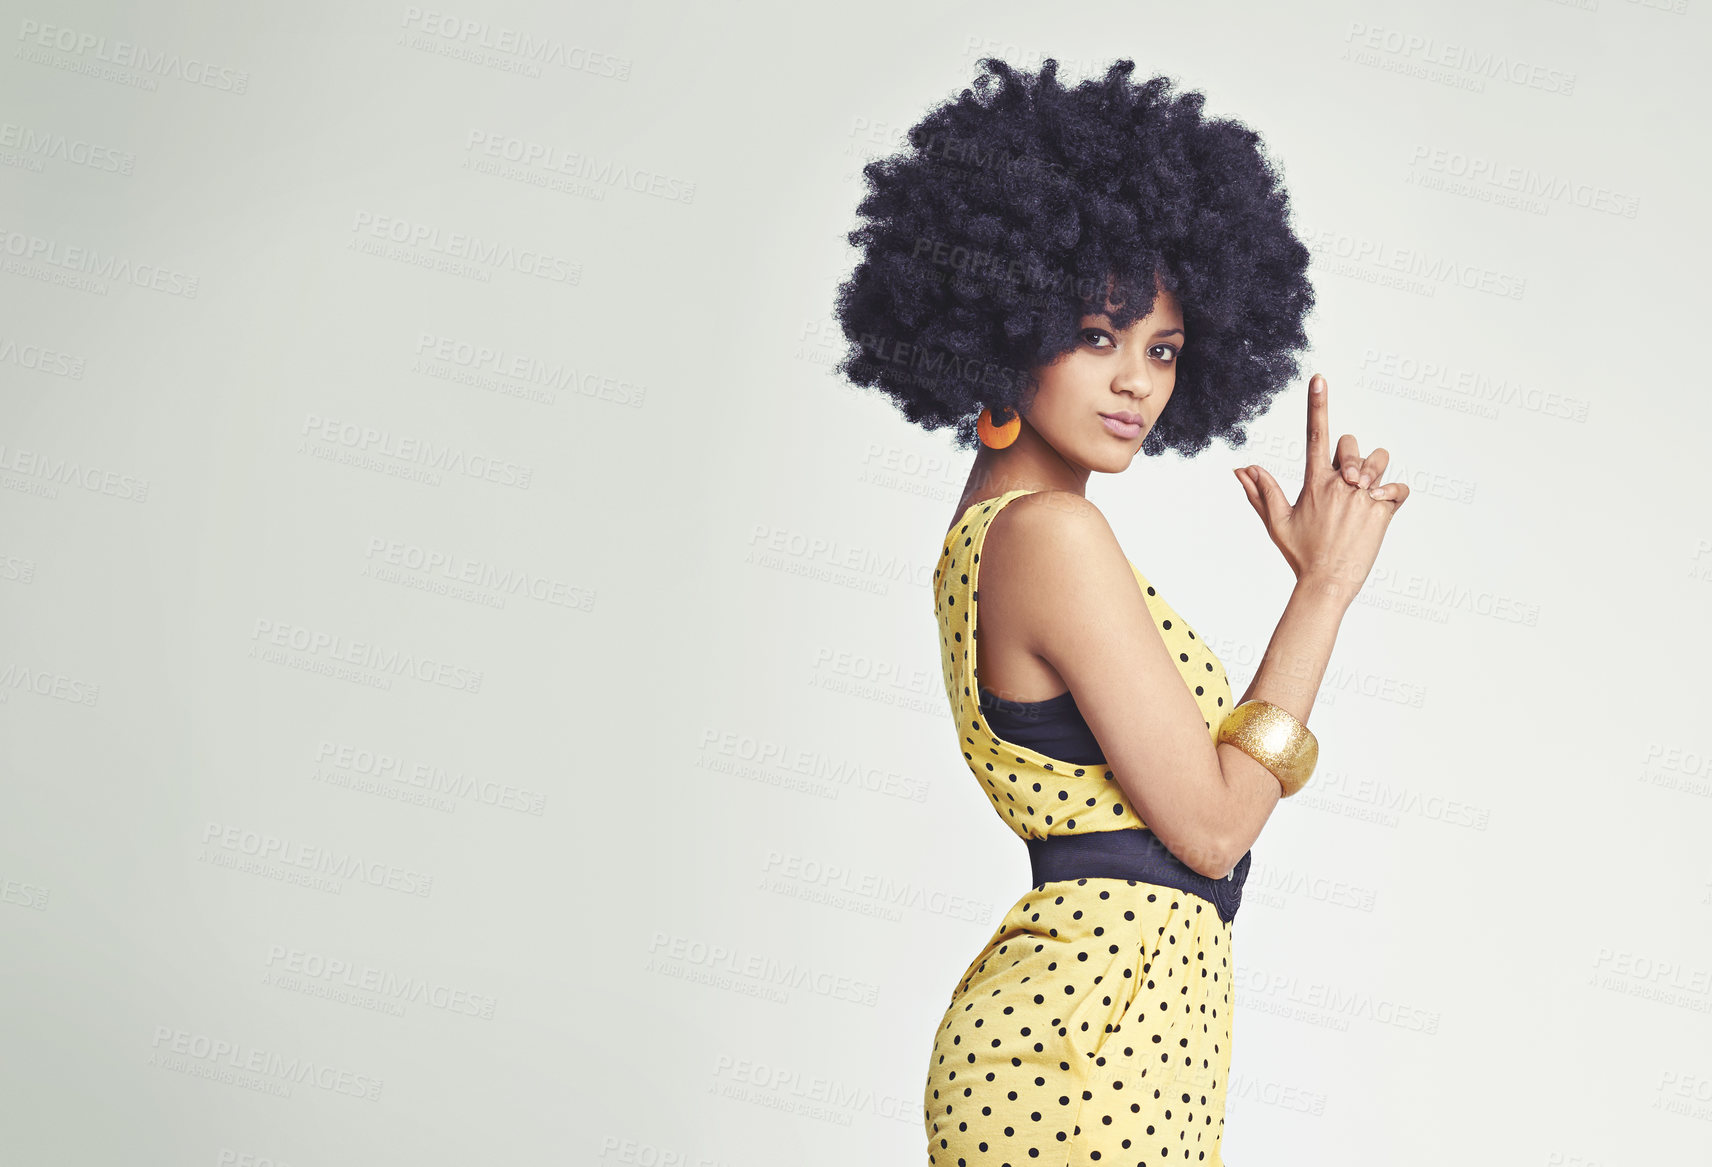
xmin=0 ymin=121 xmax=135 ymax=174
xmin=200 ymin=822 xmax=434 ymax=898
xmin=349 ymin=211 xmax=579 ymax=284
xmin=300 ymin=412 xmax=535 ymax=489
xmin=313 ymin=739 xmax=548 ymax=816
xmin=249 ymin=618 xmax=485 ymax=693
xmin=0 ymin=226 xmax=199 ymax=297
xmin=149 ymin=1026 xmax=382 ymax=1100
xmin=15 ymin=20 xmax=252 ymax=93
xmin=463 ymin=131 xmax=696 ymax=203
xmin=398 ymin=8 xmax=632 ymax=79
xmin=264 ymin=945 xmax=498 ymax=1019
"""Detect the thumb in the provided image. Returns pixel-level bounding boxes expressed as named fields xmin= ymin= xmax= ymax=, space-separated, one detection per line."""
xmin=1247 ymin=464 xmax=1292 ymax=527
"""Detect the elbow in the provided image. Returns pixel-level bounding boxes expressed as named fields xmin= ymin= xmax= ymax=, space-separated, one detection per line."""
xmin=1184 ymin=835 xmax=1237 ymax=881
xmin=1192 ymin=858 xmax=1234 ymax=881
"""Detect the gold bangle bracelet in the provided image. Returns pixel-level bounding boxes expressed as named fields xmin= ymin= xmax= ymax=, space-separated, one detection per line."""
xmin=1217 ymin=699 xmax=1318 ymax=797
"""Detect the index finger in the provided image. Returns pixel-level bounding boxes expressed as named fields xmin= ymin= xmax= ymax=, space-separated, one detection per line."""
xmin=1305 ymin=373 xmax=1330 ymax=472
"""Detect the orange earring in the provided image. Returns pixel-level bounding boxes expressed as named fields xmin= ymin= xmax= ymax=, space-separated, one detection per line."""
xmin=978 ymin=406 xmax=1021 ymax=449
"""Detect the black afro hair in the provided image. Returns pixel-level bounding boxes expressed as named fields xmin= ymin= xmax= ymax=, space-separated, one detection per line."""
xmin=831 ymin=57 xmax=1316 ymax=457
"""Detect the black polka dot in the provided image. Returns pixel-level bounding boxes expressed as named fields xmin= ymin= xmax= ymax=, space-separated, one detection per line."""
xmin=927 ymin=491 xmax=1238 ymax=1163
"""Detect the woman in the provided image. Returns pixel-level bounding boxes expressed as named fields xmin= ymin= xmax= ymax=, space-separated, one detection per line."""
xmin=832 ymin=58 xmax=1408 ymax=1163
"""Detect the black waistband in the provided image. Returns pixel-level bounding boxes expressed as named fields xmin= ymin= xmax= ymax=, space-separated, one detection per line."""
xmin=1025 ymin=828 xmax=1252 ymax=925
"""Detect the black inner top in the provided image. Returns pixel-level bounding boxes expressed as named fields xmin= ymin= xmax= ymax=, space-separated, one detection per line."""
xmin=977 ymin=685 xmax=1106 ymax=766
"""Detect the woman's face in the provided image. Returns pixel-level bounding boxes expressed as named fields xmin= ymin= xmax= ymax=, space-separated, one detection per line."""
xmin=1023 ymin=286 xmax=1185 ymax=473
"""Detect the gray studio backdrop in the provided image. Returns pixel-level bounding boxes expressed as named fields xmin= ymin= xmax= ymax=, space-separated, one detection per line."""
xmin=3 ymin=1 xmax=1710 ymax=1164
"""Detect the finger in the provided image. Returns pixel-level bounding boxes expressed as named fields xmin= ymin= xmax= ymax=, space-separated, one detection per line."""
xmin=1367 ymin=480 xmax=1409 ymax=506
xmin=1242 ymin=468 xmax=1276 ymax=524
xmin=1305 ymin=374 xmax=1330 ymax=473
xmin=1249 ymin=464 xmax=1293 ymax=526
xmin=1334 ymin=434 xmax=1362 ymax=482
xmin=1233 ymin=468 xmax=1265 ymax=514
xmin=1359 ymin=447 xmax=1390 ymax=488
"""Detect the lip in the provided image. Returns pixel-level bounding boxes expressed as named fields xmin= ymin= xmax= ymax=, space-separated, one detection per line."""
xmin=1099 ymin=412 xmax=1144 ymax=440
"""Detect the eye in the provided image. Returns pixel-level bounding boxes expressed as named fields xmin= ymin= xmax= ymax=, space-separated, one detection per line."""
xmin=1079 ymin=328 xmax=1116 ymax=349
xmin=1150 ymin=343 xmax=1181 ymax=363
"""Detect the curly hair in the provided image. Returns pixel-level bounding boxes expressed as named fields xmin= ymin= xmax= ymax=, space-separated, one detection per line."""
xmin=831 ymin=57 xmax=1315 ymax=457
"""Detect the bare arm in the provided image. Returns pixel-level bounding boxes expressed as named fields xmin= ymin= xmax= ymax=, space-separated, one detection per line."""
xmin=1219 ymin=371 xmax=1412 ymax=863
xmin=1211 ymin=577 xmax=1352 ymax=873
xmin=985 ymin=373 xmax=1408 ymax=878
xmin=985 ymin=492 xmax=1268 ymax=879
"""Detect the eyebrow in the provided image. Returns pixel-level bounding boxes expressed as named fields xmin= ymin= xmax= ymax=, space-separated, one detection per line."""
xmin=1087 ymin=315 xmax=1185 ymax=339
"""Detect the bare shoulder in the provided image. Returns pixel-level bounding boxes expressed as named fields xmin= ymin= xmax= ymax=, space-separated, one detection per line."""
xmin=978 ymin=491 xmax=1237 ymax=877
xmin=978 ymin=491 xmax=1134 ymax=654
xmin=984 ymin=490 xmax=1127 ymax=570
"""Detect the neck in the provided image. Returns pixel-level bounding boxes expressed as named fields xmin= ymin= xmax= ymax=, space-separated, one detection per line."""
xmin=965 ymin=430 xmax=1089 ymax=500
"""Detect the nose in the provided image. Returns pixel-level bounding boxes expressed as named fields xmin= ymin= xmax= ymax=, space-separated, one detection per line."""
xmin=1111 ymin=351 xmax=1157 ymax=401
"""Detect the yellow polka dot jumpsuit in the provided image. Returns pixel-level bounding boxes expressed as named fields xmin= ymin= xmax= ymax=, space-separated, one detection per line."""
xmin=926 ymin=489 xmax=1238 ymax=1166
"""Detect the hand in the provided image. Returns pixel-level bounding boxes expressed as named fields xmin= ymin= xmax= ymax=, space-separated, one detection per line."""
xmin=1232 ymin=373 xmax=1408 ymax=603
